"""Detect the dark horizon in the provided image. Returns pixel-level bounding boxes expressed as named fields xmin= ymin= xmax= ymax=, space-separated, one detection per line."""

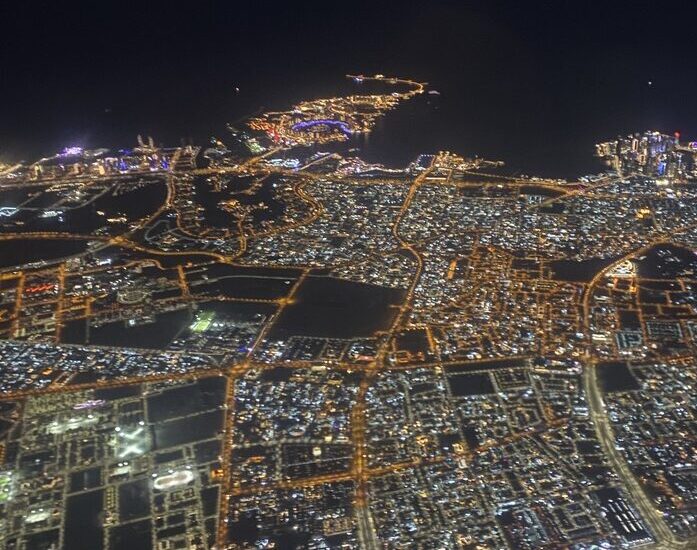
xmin=2 ymin=1 xmax=697 ymax=177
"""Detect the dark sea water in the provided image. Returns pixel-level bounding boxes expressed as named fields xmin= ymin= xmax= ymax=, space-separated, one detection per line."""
xmin=2 ymin=3 xmax=697 ymax=180
xmin=3 ymin=69 xmax=689 ymax=181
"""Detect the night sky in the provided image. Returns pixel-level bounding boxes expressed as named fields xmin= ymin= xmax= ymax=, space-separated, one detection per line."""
xmin=2 ymin=1 xmax=696 ymax=176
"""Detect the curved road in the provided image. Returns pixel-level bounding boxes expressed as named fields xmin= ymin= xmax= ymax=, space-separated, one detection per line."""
xmin=582 ymin=244 xmax=695 ymax=549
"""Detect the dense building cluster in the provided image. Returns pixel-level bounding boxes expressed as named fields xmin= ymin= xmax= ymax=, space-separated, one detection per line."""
xmin=0 ymin=340 xmax=213 ymax=393
xmin=596 ymin=131 xmax=697 ymax=178
xmin=2 ymin=76 xmax=697 ymax=548
xmin=604 ymin=359 xmax=697 ymax=539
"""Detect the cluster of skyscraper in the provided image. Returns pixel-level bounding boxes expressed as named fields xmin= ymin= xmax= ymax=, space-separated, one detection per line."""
xmin=596 ymin=131 xmax=697 ymax=178
xmin=595 ymin=131 xmax=697 ymax=178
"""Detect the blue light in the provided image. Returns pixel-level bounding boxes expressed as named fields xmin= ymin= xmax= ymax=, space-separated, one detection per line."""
xmin=291 ymin=119 xmax=352 ymax=137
